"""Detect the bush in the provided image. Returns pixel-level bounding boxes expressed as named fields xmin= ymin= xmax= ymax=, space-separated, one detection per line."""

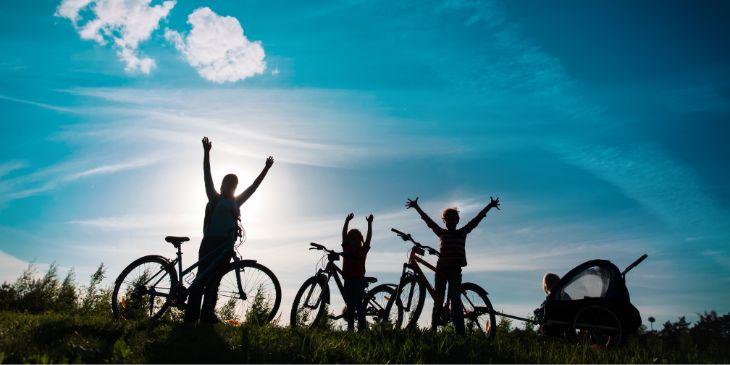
xmin=0 ymin=263 xmax=110 ymax=315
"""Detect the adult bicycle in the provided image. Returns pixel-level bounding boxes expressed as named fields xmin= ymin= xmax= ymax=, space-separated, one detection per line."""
xmin=112 ymin=235 xmax=281 ymax=325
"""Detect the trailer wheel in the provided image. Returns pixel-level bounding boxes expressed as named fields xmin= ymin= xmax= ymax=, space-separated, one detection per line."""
xmin=571 ymin=305 xmax=623 ymax=347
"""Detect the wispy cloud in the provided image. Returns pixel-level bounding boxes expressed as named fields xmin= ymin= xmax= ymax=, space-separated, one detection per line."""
xmin=0 ymin=161 xmax=26 ymax=178
xmin=68 ymin=213 xmax=197 ymax=231
xmin=551 ymin=143 xmax=730 ymax=242
xmin=56 ymin=0 xmax=176 ymax=74
xmin=0 ymin=94 xmax=77 ymax=114
xmin=67 ymin=158 xmax=160 ymax=180
xmin=165 ymin=7 xmax=266 ymax=83
xmin=59 ymin=87 xmax=466 ymax=168
xmin=0 ymin=156 xmax=161 ymax=204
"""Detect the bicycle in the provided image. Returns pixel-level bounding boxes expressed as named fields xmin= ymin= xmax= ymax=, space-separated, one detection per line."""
xmin=112 ymin=235 xmax=281 ymax=325
xmin=385 ymin=228 xmax=496 ymax=337
xmin=290 ymin=242 xmax=403 ymax=329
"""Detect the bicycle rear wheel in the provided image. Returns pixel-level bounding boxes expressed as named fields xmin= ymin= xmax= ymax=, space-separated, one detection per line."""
xmin=364 ymin=284 xmax=402 ymax=328
xmin=290 ymin=276 xmax=328 ymax=328
xmin=112 ymin=255 xmax=177 ymax=320
xmin=206 ymin=261 xmax=281 ymax=325
xmin=460 ymin=282 xmax=496 ymax=338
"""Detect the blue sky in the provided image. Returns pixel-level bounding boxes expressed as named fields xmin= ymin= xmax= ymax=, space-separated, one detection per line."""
xmin=1 ymin=0 xmax=729 ymax=326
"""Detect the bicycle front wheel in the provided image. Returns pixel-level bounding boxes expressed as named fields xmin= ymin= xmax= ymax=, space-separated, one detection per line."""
xmin=112 ymin=255 xmax=177 ymax=320
xmin=460 ymin=282 xmax=496 ymax=338
xmin=206 ymin=261 xmax=281 ymax=326
xmin=290 ymin=276 xmax=328 ymax=328
xmin=395 ymin=275 xmax=426 ymax=329
xmin=364 ymin=284 xmax=402 ymax=328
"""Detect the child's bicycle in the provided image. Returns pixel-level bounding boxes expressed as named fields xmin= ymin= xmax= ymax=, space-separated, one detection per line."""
xmin=111 ymin=235 xmax=281 ymax=325
xmin=385 ymin=228 xmax=497 ymax=337
xmin=290 ymin=242 xmax=404 ymax=329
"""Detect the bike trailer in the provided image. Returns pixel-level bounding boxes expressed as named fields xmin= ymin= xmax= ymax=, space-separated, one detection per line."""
xmin=542 ymin=255 xmax=646 ymax=346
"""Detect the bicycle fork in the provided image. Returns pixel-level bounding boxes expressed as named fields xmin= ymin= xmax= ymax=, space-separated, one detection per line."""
xmin=233 ymin=256 xmax=247 ymax=301
xmin=388 ymin=263 xmax=417 ymax=315
xmin=304 ymin=272 xmax=329 ymax=309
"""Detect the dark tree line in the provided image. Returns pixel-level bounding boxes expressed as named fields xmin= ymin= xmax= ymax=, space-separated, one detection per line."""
xmin=1 ymin=262 xmax=728 ymax=351
xmin=647 ymin=312 xmax=730 ymax=350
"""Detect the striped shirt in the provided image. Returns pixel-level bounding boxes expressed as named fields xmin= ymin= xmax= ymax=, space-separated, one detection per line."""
xmin=423 ymin=211 xmax=487 ymax=268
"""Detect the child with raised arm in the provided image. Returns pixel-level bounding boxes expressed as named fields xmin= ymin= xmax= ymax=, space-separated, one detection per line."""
xmin=405 ymin=196 xmax=500 ymax=335
xmin=341 ymin=213 xmax=373 ymax=332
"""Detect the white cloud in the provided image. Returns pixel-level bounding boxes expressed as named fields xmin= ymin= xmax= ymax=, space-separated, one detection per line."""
xmin=56 ymin=0 xmax=176 ymax=74
xmin=165 ymin=7 xmax=266 ymax=83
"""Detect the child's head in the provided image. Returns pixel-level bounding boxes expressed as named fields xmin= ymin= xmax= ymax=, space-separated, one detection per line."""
xmin=543 ymin=272 xmax=560 ymax=295
xmin=347 ymin=229 xmax=364 ymax=246
xmin=442 ymin=207 xmax=460 ymax=230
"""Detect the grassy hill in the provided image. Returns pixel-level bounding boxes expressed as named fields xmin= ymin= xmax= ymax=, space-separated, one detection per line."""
xmin=1 ymin=311 xmax=728 ymax=364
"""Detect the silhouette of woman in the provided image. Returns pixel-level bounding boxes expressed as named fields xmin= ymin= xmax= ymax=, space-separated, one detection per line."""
xmin=184 ymin=136 xmax=274 ymax=324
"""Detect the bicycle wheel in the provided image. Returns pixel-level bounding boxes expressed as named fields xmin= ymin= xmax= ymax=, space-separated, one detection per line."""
xmin=364 ymin=284 xmax=402 ymax=328
xmin=112 ymin=255 xmax=177 ymax=320
xmin=460 ymin=282 xmax=496 ymax=338
xmin=395 ymin=275 xmax=426 ymax=329
xmin=206 ymin=261 xmax=281 ymax=325
xmin=290 ymin=276 xmax=328 ymax=328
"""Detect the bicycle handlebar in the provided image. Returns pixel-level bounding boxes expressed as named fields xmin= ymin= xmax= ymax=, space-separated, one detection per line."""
xmin=309 ymin=242 xmax=339 ymax=256
xmin=390 ymin=228 xmax=439 ymax=257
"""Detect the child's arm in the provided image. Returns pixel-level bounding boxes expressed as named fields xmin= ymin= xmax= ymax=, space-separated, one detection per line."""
xmin=462 ymin=196 xmax=500 ymax=233
xmin=364 ymin=214 xmax=374 ymax=248
xmin=202 ymin=137 xmax=218 ymax=200
xmin=342 ymin=213 xmax=354 ymax=243
xmin=236 ymin=156 xmax=274 ymax=206
xmin=405 ymin=197 xmax=443 ymax=234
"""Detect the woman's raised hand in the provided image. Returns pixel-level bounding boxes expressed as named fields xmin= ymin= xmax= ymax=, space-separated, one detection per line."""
xmin=202 ymin=136 xmax=212 ymax=151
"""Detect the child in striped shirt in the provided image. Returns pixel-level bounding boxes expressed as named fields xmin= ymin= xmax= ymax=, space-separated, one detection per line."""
xmin=406 ymin=196 xmax=500 ymax=334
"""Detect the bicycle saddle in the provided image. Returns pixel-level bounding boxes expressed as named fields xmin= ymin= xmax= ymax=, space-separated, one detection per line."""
xmin=365 ymin=277 xmax=377 ymax=284
xmin=165 ymin=236 xmax=190 ymax=247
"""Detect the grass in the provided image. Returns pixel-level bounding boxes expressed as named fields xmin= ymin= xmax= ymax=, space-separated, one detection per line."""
xmin=0 ymin=311 xmax=728 ymax=363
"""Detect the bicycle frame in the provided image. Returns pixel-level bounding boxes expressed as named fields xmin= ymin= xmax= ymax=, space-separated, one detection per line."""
xmin=398 ymin=248 xmax=440 ymax=309
xmin=301 ymin=246 xmax=378 ymax=321
xmin=135 ymin=239 xmax=252 ymax=304
xmin=389 ymin=229 xmax=465 ymax=320
xmin=302 ymin=257 xmax=346 ymax=310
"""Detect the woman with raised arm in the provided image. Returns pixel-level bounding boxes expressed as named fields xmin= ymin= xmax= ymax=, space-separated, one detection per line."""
xmin=184 ymin=136 xmax=274 ymax=324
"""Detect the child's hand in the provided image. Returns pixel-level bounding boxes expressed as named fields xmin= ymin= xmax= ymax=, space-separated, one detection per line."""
xmin=405 ymin=197 xmax=419 ymax=209
xmin=346 ymin=213 xmax=354 ymax=221
xmin=202 ymin=136 xmax=212 ymax=151
xmin=488 ymin=196 xmax=500 ymax=210
xmin=366 ymin=214 xmax=374 ymax=223
xmin=265 ymin=156 xmax=274 ymax=168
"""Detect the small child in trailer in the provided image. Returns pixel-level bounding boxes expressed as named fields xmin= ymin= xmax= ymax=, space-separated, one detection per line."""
xmin=341 ymin=213 xmax=374 ymax=332
xmin=406 ymin=196 xmax=500 ymax=335
xmin=533 ymin=272 xmax=561 ymax=324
